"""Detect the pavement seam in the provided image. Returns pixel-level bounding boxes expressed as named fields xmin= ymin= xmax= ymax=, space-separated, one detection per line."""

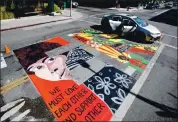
xmin=111 ymin=43 xmax=165 ymax=121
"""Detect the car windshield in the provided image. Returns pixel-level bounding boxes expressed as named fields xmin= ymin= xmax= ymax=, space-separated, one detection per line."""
xmin=133 ymin=17 xmax=148 ymax=27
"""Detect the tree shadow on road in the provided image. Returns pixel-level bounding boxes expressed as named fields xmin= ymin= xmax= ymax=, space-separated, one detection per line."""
xmin=77 ymin=59 xmax=96 ymax=74
xmin=90 ymin=25 xmax=154 ymax=44
xmin=127 ymin=90 xmax=178 ymax=119
xmin=149 ymin=9 xmax=178 ymax=26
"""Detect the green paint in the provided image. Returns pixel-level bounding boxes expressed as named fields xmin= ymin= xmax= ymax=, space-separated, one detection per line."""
xmin=128 ymin=63 xmax=143 ymax=72
xmin=82 ymin=29 xmax=102 ymax=34
xmin=130 ymin=53 xmax=149 ymax=64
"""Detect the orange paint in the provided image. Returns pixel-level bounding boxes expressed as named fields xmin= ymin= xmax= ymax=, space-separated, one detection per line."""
xmin=25 ymin=37 xmax=112 ymax=121
xmin=29 ymin=74 xmax=112 ymax=121
xmin=45 ymin=37 xmax=70 ymax=46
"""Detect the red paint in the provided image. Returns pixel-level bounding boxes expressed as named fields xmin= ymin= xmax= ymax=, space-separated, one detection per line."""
xmin=129 ymin=58 xmax=146 ymax=70
xmin=129 ymin=47 xmax=154 ymax=55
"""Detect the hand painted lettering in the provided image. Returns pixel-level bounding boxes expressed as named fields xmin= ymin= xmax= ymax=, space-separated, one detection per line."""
xmin=49 ymin=86 xmax=60 ymax=95
xmin=65 ymin=84 xmax=79 ymax=95
xmin=54 ymin=101 xmax=72 ymax=118
xmin=84 ymin=103 xmax=105 ymax=122
xmin=70 ymin=89 xmax=88 ymax=104
xmin=48 ymin=93 xmax=64 ymax=109
xmin=75 ymin=93 xmax=96 ymax=116
xmin=63 ymin=113 xmax=77 ymax=122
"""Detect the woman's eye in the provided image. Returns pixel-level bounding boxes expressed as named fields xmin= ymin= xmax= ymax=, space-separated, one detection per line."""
xmin=29 ymin=66 xmax=43 ymax=72
xmin=47 ymin=57 xmax=55 ymax=63
xmin=37 ymin=66 xmax=43 ymax=69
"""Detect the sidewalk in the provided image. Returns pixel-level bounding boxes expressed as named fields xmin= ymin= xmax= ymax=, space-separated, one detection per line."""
xmin=108 ymin=7 xmax=144 ymax=12
xmin=1 ymin=9 xmax=83 ymax=31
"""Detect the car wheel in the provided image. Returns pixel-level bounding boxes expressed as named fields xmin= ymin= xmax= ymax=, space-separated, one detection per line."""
xmin=136 ymin=32 xmax=146 ymax=43
xmin=102 ymin=20 xmax=112 ymax=33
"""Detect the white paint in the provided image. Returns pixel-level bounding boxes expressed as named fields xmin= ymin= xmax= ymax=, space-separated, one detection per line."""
xmin=79 ymin=20 xmax=100 ymax=25
xmin=68 ymin=33 xmax=75 ymax=37
xmin=124 ymin=66 xmax=136 ymax=76
xmin=1 ymin=101 xmax=25 ymax=121
xmin=28 ymin=117 xmax=36 ymax=121
xmin=11 ymin=109 xmax=31 ymax=121
xmin=111 ymin=43 xmax=165 ymax=121
xmin=1 ymin=53 xmax=7 ymax=69
xmin=163 ymin=33 xmax=178 ymax=38
xmin=1 ymin=99 xmax=24 ymax=112
xmin=155 ymin=41 xmax=177 ymax=50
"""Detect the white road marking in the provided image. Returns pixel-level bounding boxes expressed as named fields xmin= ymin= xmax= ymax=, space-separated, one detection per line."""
xmin=124 ymin=66 xmax=136 ymax=76
xmin=111 ymin=43 xmax=165 ymax=121
xmin=11 ymin=109 xmax=31 ymax=121
xmin=29 ymin=117 xmax=36 ymax=121
xmin=155 ymin=41 xmax=177 ymax=50
xmin=68 ymin=33 xmax=75 ymax=37
xmin=79 ymin=20 xmax=100 ymax=25
xmin=1 ymin=101 xmax=25 ymax=121
xmin=1 ymin=53 xmax=7 ymax=69
xmin=163 ymin=33 xmax=178 ymax=38
xmin=1 ymin=99 xmax=24 ymax=112
xmin=163 ymin=43 xmax=177 ymax=50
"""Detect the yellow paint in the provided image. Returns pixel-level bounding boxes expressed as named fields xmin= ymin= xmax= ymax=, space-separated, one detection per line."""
xmin=0 ymin=78 xmax=29 ymax=94
xmin=1 ymin=76 xmax=28 ymax=90
xmin=96 ymin=45 xmax=129 ymax=63
xmin=100 ymin=34 xmax=118 ymax=39
xmin=75 ymin=33 xmax=93 ymax=40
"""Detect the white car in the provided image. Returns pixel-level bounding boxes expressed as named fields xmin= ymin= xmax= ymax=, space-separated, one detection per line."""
xmin=101 ymin=13 xmax=161 ymax=42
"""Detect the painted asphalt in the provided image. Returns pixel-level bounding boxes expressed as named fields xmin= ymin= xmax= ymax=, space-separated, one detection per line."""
xmin=1 ymin=7 xmax=177 ymax=121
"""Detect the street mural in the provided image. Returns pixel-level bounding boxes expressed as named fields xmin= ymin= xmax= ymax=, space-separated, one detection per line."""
xmin=14 ymin=37 xmax=113 ymax=121
xmin=0 ymin=97 xmax=54 ymax=121
xmin=12 ymin=36 xmax=136 ymax=121
xmin=1 ymin=53 xmax=7 ymax=69
xmin=84 ymin=65 xmax=135 ymax=114
xmin=72 ymin=29 xmax=158 ymax=72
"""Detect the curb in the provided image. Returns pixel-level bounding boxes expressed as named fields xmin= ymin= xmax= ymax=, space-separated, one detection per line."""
xmin=1 ymin=18 xmax=72 ymax=32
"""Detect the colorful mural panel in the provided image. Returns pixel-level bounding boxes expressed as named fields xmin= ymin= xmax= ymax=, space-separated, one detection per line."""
xmin=14 ymin=37 xmax=113 ymax=121
xmin=84 ymin=65 xmax=135 ymax=114
xmin=72 ymin=29 xmax=158 ymax=72
xmin=13 ymin=36 xmax=136 ymax=121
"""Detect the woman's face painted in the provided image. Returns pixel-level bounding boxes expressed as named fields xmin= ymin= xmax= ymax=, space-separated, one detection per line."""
xmin=27 ymin=55 xmax=72 ymax=81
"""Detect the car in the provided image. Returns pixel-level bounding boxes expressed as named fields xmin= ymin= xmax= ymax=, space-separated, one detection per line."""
xmin=165 ymin=1 xmax=173 ymax=8
xmin=146 ymin=3 xmax=160 ymax=9
xmin=173 ymin=1 xmax=178 ymax=6
xmin=101 ymin=14 xmax=161 ymax=42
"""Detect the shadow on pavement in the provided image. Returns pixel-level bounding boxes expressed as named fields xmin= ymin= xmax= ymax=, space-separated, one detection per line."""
xmin=77 ymin=60 xmax=96 ymax=74
xmin=168 ymin=92 xmax=178 ymax=100
xmin=90 ymin=25 xmax=112 ymax=34
xmin=149 ymin=9 xmax=178 ymax=26
xmin=90 ymin=25 xmax=154 ymax=44
xmin=129 ymin=91 xmax=178 ymax=119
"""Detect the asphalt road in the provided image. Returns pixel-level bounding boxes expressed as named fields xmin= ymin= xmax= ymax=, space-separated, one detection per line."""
xmin=1 ymin=7 xmax=177 ymax=121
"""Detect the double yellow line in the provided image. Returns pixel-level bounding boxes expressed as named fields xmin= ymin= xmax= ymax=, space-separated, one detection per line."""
xmin=0 ymin=76 xmax=29 ymax=94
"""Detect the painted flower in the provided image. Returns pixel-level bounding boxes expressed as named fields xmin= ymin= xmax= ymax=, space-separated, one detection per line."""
xmin=114 ymin=72 xmax=132 ymax=89
xmin=95 ymin=76 xmax=116 ymax=95
xmin=111 ymin=88 xmax=126 ymax=105
xmin=98 ymin=93 xmax=105 ymax=101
